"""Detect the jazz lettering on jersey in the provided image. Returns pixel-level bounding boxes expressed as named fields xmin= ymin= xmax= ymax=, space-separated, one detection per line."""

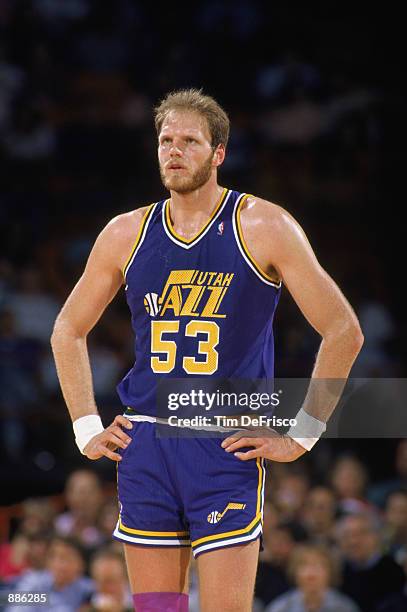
xmin=145 ymin=269 xmax=234 ymax=319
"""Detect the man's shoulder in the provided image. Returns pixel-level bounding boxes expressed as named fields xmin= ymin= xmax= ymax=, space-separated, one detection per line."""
xmin=96 ymin=204 xmax=154 ymax=258
xmin=239 ymin=194 xmax=293 ymax=234
xmin=238 ymin=194 xmax=301 ymax=259
xmin=106 ymin=205 xmax=152 ymax=238
xmin=84 ymin=203 xmax=156 ymax=273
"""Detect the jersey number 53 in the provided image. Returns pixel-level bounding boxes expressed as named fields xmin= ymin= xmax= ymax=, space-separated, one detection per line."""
xmin=150 ymin=320 xmax=219 ymax=375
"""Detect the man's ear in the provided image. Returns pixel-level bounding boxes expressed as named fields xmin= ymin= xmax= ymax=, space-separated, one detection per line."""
xmin=213 ymin=144 xmax=225 ymax=167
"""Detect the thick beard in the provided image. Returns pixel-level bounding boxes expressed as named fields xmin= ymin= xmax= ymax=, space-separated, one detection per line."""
xmin=160 ymin=151 xmax=214 ymax=194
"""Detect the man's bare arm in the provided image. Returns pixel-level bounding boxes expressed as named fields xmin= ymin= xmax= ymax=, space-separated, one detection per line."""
xmin=51 ymin=209 xmax=146 ymax=460
xmin=222 ymin=198 xmax=363 ymax=461
xmin=268 ymin=202 xmax=363 ymax=380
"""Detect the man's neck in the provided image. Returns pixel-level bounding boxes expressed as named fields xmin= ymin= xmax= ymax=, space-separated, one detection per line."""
xmin=169 ymin=180 xmax=224 ymax=224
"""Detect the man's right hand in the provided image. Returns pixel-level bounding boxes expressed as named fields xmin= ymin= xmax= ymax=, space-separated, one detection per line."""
xmin=83 ymin=415 xmax=133 ymax=461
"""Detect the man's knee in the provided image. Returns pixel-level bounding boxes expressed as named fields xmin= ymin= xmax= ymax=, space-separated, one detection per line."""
xmin=132 ymin=592 xmax=189 ymax=611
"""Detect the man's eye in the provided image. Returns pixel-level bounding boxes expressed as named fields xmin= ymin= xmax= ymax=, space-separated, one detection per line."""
xmin=187 ymin=138 xmax=196 ymax=143
xmin=161 ymin=138 xmax=171 ymax=144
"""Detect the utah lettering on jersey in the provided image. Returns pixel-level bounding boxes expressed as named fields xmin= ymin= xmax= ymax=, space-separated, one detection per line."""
xmin=144 ymin=269 xmax=235 ymax=319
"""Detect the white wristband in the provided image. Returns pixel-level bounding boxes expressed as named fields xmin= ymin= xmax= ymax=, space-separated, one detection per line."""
xmin=73 ymin=415 xmax=104 ymax=454
xmin=286 ymin=407 xmax=326 ymax=451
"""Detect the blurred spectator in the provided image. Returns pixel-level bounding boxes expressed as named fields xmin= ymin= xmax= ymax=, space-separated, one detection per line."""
xmin=383 ymin=490 xmax=407 ymax=564
xmin=55 ymin=469 xmax=105 ymax=550
xmin=276 ymin=324 xmax=317 ymax=377
xmin=5 ymin=535 xmax=94 ymax=611
xmin=255 ymin=518 xmax=308 ymax=608
xmin=0 ymin=498 xmax=54 ymax=582
xmin=330 ymin=455 xmax=374 ymax=516
xmin=19 ymin=497 xmax=55 ymax=537
xmin=0 ymin=531 xmax=30 ymax=583
xmin=265 ymin=544 xmax=359 ymax=612
xmin=336 ymin=513 xmax=405 ymax=612
xmin=88 ymin=336 xmax=123 ymax=403
xmin=0 ymin=43 xmax=25 ymax=129
xmin=221 ymin=111 xmax=255 ymax=180
xmin=40 ymin=335 xmax=124 ymax=402
xmin=84 ymin=547 xmax=133 ymax=612
xmin=24 ymin=532 xmax=51 ymax=572
xmin=369 ymin=440 xmax=407 ymax=509
xmin=5 ymin=268 xmax=60 ymax=343
xmin=32 ymin=0 xmax=91 ymax=24
xmin=259 ymin=88 xmax=328 ymax=147
xmin=0 ymin=531 xmax=51 ymax=584
xmin=376 ymin=546 xmax=407 ymax=612
xmin=0 ymin=309 xmax=42 ymax=459
xmin=72 ymin=9 xmax=132 ymax=74
xmin=196 ymin=0 xmax=261 ymax=41
xmin=96 ymin=499 xmax=120 ymax=546
xmin=0 ymin=260 xmax=14 ymax=307
xmin=256 ymin=52 xmax=320 ymax=103
xmin=2 ymin=102 xmax=56 ymax=161
xmin=353 ymin=287 xmax=396 ymax=376
xmin=301 ymin=486 xmax=338 ymax=546
xmin=272 ymin=471 xmax=309 ymax=521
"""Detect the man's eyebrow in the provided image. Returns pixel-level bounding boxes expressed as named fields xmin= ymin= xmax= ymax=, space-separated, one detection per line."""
xmin=160 ymin=132 xmax=202 ymax=139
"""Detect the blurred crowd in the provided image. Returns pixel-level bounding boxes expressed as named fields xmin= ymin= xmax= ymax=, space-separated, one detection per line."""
xmin=0 ymin=2 xmax=405 ymax=609
xmin=1 ymin=442 xmax=407 ymax=611
xmin=0 ymin=1 xmax=403 ymax=492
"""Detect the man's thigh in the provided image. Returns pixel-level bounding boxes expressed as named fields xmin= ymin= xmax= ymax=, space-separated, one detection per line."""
xmin=197 ymin=540 xmax=260 ymax=612
xmin=124 ymin=544 xmax=191 ymax=593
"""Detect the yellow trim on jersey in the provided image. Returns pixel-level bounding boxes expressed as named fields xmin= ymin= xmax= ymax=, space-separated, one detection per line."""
xmin=236 ymin=195 xmax=282 ymax=285
xmin=122 ymin=204 xmax=155 ymax=279
xmin=191 ymin=514 xmax=261 ymax=547
xmin=119 ymin=518 xmax=189 ymax=538
xmin=256 ymin=457 xmax=263 ymax=516
xmin=164 ymin=187 xmax=228 ymax=244
xmin=191 ymin=458 xmax=264 ymax=547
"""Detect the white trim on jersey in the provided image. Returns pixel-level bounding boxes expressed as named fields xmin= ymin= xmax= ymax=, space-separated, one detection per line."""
xmin=260 ymin=458 xmax=266 ymax=518
xmin=192 ymin=522 xmax=263 ymax=557
xmin=162 ymin=189 xmax=232 ymax=249
xmin=113 ymin=526 xmax=191 ymax=546
xmin=232 ymin=193 xmax=282 ymax=288
xmin=124 ymin=201 xmax=160 ymax=281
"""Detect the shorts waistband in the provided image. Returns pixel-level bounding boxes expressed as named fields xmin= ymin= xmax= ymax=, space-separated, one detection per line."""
xmin=123 ymin=411 xmax=243 ymax=432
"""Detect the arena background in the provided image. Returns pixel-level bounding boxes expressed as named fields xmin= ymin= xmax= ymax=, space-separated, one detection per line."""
xmin=0 ymin=1 xmax=405 ymax=609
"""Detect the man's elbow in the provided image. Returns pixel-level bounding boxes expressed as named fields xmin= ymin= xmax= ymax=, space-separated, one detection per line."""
xmin=50 ymin=313 xmax=80 ymax=348
xmin=344 ymin=319 xmax=364 ymax=355
xmin=50 ymin=315 xmax=63 ymax=349
xmin=326 ymin=317 xmax=364 ymax=355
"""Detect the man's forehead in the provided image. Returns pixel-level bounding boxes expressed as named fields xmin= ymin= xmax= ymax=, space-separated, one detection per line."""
xmin=160 ymin=110 xmax=210 ymax=137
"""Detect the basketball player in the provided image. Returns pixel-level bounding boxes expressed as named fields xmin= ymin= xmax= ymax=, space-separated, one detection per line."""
xmin=51 ymin=89 xmax=363 ymax=611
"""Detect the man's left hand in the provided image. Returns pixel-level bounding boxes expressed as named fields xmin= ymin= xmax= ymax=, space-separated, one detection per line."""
xmin=221 ymin=428 xmax=307 ymax=462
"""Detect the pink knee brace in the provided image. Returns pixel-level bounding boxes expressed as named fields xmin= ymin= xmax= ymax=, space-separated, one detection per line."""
xmin=133 ymin=592 xmax=189 ymax=611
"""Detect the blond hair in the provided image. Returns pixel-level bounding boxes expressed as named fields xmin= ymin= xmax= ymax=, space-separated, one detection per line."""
xmin=288 ymin=544 xmax=340 ymax=587
xmin=154 ymin=88 xmax=230 ymax=149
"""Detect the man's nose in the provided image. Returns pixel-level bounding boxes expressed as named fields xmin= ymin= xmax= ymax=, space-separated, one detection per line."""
xmin=169 ymin=141 xmax=183 ymax=156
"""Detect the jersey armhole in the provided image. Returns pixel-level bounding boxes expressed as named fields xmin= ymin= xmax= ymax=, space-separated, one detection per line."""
xmin=122 ymin=203 xmax=156 ymax=280
xmin=233 ymin=194 xmax=282 ymax=288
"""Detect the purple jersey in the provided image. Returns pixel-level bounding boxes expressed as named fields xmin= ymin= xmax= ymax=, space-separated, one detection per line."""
xmin=117 ymin=188 xmax=281 ymax=416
